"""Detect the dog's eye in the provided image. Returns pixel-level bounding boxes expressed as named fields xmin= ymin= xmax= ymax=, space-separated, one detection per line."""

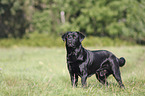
xmin=67 ymin=35 xmax=70 ymax=39
xmin=73 ymin=35 xmax=76 ymax=39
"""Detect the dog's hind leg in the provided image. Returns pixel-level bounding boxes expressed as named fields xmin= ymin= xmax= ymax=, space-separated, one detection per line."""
xmin=113 ymin=70 xmax=125 ymax=88
xmin=109 ymin=57 xmax=125 ymax=88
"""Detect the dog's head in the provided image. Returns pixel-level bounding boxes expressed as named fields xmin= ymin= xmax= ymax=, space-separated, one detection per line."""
xmin=62 ymin=31 xmax=85 ymax=48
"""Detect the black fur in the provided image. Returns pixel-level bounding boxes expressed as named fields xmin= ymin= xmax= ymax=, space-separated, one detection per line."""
xmin=62 ymin=31 xmax=125 ymax=88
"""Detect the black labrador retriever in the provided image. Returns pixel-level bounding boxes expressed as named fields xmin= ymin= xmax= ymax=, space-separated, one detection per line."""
xmin=62 ymin=31 xmax=126 ymax=88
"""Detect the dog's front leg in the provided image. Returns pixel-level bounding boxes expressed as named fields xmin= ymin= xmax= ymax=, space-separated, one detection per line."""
xmin=70 ymin=73 xmax=78 ymax=88
xmin=68 ymin=64 xmax=78 ymax=87
xmin=81 ymin=74 xmax=87 ymax=87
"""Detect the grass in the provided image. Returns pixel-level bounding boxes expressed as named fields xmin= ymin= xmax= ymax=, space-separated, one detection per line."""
xmin=0 ymin=46 xmax=145 ymax=96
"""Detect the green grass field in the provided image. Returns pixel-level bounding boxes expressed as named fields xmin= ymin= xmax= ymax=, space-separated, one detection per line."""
xmin=0 ymin=46 xmax=145 ymax=96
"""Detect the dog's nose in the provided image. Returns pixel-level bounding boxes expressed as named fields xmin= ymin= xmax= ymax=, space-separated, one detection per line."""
xmin=68 ymin=36 xmax=72 ymax=39
xmin=68 ymin=40 xmax=72 ymax=44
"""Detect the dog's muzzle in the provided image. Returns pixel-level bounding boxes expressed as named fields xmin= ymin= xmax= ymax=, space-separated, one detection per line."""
xmin=67 ymin=41 xmax=75 ymax=48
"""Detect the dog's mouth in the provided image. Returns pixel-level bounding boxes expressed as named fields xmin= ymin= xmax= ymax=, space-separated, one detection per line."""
xmin=67 ymin=43 xmax=75 ymax=48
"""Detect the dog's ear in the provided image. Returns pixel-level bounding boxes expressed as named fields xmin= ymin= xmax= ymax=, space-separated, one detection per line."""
xmin=77 ymin=32 xmax=85 ymax=42
xmin=62 ymin=33 xmax=68 ymax=41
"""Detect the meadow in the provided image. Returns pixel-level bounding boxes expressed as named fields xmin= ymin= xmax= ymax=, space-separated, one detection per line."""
xmin=0 ymin=46 xmax=145 ymax=96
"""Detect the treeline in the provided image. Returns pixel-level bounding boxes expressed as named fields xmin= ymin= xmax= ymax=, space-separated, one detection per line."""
xmin=0 ymin=0 xmax=145 ymax=44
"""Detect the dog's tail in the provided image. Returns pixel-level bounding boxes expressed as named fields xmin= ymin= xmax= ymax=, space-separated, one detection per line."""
xmin=118 ymin=57 xmax=126 ymax=67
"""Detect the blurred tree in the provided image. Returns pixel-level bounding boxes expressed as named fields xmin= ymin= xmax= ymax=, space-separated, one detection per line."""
xmin=0 ymin=0 xmax=33 ymax=38
xmin=59 ymin=0 xmax=145 ymax=43
xmin=125 ymin=0 xmax=145 ymax=43
xmin=0 ymin=0 xmax=145 ymax=44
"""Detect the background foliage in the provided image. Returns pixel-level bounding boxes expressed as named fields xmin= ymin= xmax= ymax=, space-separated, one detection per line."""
xmin=0 ymin=0 xmax=145 ymax=45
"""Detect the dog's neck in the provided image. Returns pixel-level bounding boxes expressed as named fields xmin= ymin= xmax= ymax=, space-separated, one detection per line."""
xmin=66 ymin=44 xmax=84 ymax=54
xmin=66 ymin=44 xmax=86 ymax=63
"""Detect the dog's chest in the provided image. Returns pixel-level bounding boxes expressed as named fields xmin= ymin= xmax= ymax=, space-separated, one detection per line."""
xmin=67 ymin=53 xmax=84 ymax=63
xmin=70 ymin=63 xmax=83 ymax=76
